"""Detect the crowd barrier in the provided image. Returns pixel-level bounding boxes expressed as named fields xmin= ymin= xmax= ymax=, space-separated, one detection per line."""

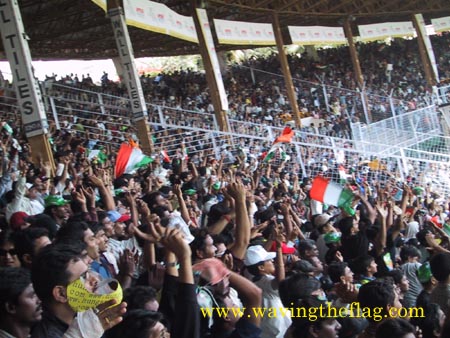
xmin=1 ymin=80 xmax=450 ymax=197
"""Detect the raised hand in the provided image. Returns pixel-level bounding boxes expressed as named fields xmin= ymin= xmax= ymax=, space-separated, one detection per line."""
xmin=72 ymin=189 xmax=86 ymax=205
xmin=136 ymin=199 xmax=151 ymax=218
xmin=226 ymin=181 xmax=246 ymax=202
xmin=173 ymin=183 xmax=183 ymax=197
xmin=376 ymin=202 xmax=388 ymax=220
xmin=94 ymin=299 xmax=127 ymax=330
xmin=82 ymin=186 xmax=96 ymax=204
xmin=335 ymin=280 xmax=359 ymax=303
xmin=118 ymin=248 xmax=136 ymax=277
xmin=159 ymin=227 xmax=192 ymax=260
xmin=87 ymin=174 xmax=104 ymax=188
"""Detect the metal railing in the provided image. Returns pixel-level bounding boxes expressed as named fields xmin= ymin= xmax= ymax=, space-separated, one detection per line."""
xmin=2 ymin=80 xmax=450 ymax=197
xmin=351 ymin=105 xmax=441 ymax=155
xmin=438 ymin=84 xmax=450 ymax=104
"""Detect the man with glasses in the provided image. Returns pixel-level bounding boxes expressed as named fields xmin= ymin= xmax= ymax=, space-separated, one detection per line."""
xmin=0 ymin=229 xmax=20 ymax=268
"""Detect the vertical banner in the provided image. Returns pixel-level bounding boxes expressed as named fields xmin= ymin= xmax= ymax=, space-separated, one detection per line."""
xmin=0 ymin=0 xmax=48 ymax=137
xmin=414 ymin=14 xmax=439 ymax=83
xmin=196 ymin=8 xmax=228 ymax=111
xmin=108 ymin=7 xmax=148 ymax=121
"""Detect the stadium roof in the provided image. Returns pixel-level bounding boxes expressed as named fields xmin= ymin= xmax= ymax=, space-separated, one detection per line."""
xmin=1 ymin=0 xmax=450 ymax=60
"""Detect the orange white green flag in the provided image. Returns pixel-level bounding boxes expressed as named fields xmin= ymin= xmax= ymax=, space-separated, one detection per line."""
xmin=115 ymin=140 xmax=153 ymax=178
xmin=263 ymin=127 xmax=294 ymax=162
xmin=310 ymin=176 xmax=355 ymax=216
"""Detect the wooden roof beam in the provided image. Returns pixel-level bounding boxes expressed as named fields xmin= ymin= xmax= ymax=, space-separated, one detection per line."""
xmin=300 ymin=0 xmax=332 ymax=13
xmin=276 ymin=0 xmax=303 ymax=12
xmin=326 ymin=0 xmax=363 ymax=14
xmin=253 ymin=0 xmax=275 ymax=9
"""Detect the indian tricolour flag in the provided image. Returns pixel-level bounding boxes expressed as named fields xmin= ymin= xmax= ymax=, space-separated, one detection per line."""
xmin=115 ymin=141 xmax=153 ymax=178
xmin=338 ymin=165 xmax=350 ymax=183
xmin=161 ymin=150 xmax=171 ymax=163
xmin=88 ymin=149 xmax=108 ymax=164
xmin=263 ymin=127 xmax=294 ymax=162
xmin=310 ymin=176 xmax=355 ymax=216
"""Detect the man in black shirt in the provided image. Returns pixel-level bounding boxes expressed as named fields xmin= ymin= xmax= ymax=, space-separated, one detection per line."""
xmin=0 ymin=267 xmax=42 ymax=338
xmin=30 ymin=242 xmax=125 ymax=338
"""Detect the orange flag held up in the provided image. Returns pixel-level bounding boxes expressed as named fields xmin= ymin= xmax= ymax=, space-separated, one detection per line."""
xmin=274 ymin=127 xmax=294 ymax=144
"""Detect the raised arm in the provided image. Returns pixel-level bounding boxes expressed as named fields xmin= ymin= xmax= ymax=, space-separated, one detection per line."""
xmin=356 ymin=191 xmax=377 ymax=225
xmin=226 ymin=182 xmax=251 ymax=260
xmin=159 ymin=227 xmax=200 ymax=338
xmin=228 ymin=271 xmax=263 ymax=328
xmin=374 ymin=202 xmax=388 ymax=256
xmin=88 ymin=170 xmax=116 ymax=211
xmin=274 ymin=226 xmax=286 ymax=284
xmin=173 ymin=184 xmax=190 ymax=224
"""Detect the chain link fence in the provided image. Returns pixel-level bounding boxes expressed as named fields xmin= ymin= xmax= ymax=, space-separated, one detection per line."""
xmin=1 ymin=80 xmax=450 ymax=197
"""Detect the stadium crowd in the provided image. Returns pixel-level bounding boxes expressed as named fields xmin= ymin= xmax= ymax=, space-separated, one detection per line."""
xmin=38 ymin=33 xmax=450 ymax=130
xmin=0 ymin=35 xmax=450 ymax=338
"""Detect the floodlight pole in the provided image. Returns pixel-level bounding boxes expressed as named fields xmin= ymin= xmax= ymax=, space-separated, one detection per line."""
xmin=107 ymin=0 xmax=153 ymax=155
xmin=343 ymin=17 xmax=372 ymax=124
xmin=0 ymin=0 xmax=55 ymax=172
xmin=272 ymin=12 xmax=302 ymax=128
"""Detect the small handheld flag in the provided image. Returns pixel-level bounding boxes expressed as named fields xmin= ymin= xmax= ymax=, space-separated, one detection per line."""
xmin=310 ymin=176 xmax=355 ymax=216
xmin=263 ymin=127 xmax=294 ymax=163
xmin=115 ymin=140 xmax=153 ymax=178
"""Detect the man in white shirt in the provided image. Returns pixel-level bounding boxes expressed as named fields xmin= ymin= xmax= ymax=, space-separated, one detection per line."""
xmin=5 ymin=178 xmax=44 ymax=223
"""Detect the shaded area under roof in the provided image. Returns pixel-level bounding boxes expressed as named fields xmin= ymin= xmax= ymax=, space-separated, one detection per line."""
xmin=1 ymin=0 xmax=450 ymax=60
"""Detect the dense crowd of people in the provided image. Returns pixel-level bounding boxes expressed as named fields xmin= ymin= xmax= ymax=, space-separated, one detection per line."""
xmin=1 ymin=118 xmax=450 ymax=338
xmin=37 ymin=33 xmax=450 ymax=129
xmin=0 ymin=34 xmax=450 ymax=338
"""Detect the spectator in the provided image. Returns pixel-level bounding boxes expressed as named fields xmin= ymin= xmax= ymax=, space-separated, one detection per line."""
xmin=12 ymin=227 xmax=51 ymax=269
xmin=30 ymin=242 xmax=126 ymax=338
xmin=357 ymin=278 xmax=403 ymax=338
xmin=0 ymin=267 xmax=42 ymax=338
xmin=399 ymin=245 xmax=422 ymax=308
xmin=429 ymin=252 xmax=450 ymax=314
xmin=286 ymin=298 xmax=342 ymax=338
xmin=415 ymin=262 xmax=437 ymax=309
xmin=244 ymin=241 xmax=291 ymax=338
xmin=0 ymin=229 xmax=20 ymax=268
xmin=411 ymin=303 xmax=445 ymax=338
xmin=123 ymin=285 xmax=159 ymax=311
xmin=350 ymin=254 xmax=377 ymax=285
xmin=102 ymin=310 xmax=168 ymax=338
xmin=375 ymin=318 xmax=416 ymax=338
xmin=43 ymin=195 xmax=71 ymax=230
xmin=5 ymin=162 xmax=44 ymax=223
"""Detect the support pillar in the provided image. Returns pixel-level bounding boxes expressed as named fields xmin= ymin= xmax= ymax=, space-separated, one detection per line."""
xmin=217 ymin=51 xmax=228 ymax=76
xmin=191 ymin=2 xmax=229 ymax=132
xmin=0 ymin=0 xmax=54 ymax=172
xmin=412 ymin=14 xmax=439 ymax=88
xmin=343 ymin=17 xmax=372 ymax=123
xmin=107 ymin=0 xmax=153 ymax=154
xmin=272 ymin=12 xmax=301 ymax=128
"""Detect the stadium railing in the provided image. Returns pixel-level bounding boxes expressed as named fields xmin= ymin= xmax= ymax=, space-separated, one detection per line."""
xmin=2 ymin=80 xmax=450 ymax=196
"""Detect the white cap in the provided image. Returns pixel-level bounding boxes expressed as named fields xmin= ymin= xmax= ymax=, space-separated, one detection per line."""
xmin=244 ymin=245 xmax=276 ymax=266
xmin=315 ymin=213 xmax=332 ymax=227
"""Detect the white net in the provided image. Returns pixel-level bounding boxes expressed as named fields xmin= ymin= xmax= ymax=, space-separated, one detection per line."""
xmin=1 ymin=80 xmax=450 ymax=197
